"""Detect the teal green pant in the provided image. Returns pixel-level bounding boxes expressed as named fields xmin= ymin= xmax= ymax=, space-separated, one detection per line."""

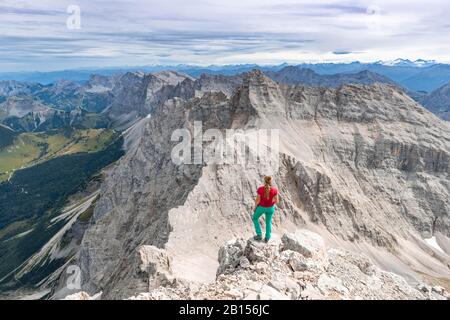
xmin=252 ymin=205 xmax=275 ymax=240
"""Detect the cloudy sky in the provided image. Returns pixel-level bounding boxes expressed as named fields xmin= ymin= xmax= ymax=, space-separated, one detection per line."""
xmin=1 ymin=0 xmax=449 ymax=71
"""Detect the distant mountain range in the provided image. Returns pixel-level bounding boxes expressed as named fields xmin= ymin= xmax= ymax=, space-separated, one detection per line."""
xmin=1 ymin=66 xmax=449 ymax=135
xmin=1 ymin=59 xmax=449 ymax=93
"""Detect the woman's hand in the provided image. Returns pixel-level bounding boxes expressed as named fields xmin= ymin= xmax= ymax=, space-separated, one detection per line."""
xmin=253 ymin=195 xmax=260 ymax=213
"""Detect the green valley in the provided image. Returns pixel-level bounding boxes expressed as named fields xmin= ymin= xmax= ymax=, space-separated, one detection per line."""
xmin=0 ymin=127 xmax=124 ymax=291
xmin=0 ymin=128 xmax=116 ymax=181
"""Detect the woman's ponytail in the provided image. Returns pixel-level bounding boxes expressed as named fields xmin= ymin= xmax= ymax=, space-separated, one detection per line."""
xmin=264 ymin=176 xmax=272 ymax=199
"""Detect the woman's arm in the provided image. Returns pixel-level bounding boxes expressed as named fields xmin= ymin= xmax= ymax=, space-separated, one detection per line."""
xmin=273 ymin=194 xmax=279 ymax=205
xmin=253 ymin=195 xmax=260 ymax=212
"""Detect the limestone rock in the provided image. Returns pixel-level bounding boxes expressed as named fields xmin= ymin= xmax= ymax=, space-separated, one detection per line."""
xmin=281 ymin=230 xmax=325 ymax=258
xmin=286 ymin=251 xmax=308 ymax=272
xmin=217 ymin=238 xmax=246 ymax=276
xmin=244 ymin=239 xmax=269 ymax=263
xmin=239 ymin=257 xmax=251 ymax=269
xmin=138 ymin=245 xmax=174 ymax=290
xmin=432 ymin=285 xmax=445 ymax=295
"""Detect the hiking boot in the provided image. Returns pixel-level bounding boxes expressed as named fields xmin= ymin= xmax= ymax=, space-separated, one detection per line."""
xmin=253 ymin=235 xmax=262 ymax=241
xmin=264 ymin=237 xmax=270 ymax=243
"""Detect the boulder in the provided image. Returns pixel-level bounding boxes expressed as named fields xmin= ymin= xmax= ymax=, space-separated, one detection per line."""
xmin=244 ymin=238 xmax=268 ymax=263
xmin=286 ymin=251 xmax=308 ymax=272
xmin=281 ymin=230 xmax=325 ymax=258
xmin=432 ymin=285 xmax=445 ymax=295
xmin=217 ymin=238 xmax=246 ymax=276
xmin=416 ymin=283 xmax=430 ymax=293
xmin=255 ymin=262 xmax=268 ymax=274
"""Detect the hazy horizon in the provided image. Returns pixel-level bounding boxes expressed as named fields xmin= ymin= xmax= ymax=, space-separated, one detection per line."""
xmin=1 ymin=58 xmax=448 ymax=75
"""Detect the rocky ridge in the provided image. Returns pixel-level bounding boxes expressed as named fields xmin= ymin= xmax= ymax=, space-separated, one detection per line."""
xmin=64 ymin=230 xmax=449 ymax=300
xmin=265 ymin=66 xmax=396 ymax=88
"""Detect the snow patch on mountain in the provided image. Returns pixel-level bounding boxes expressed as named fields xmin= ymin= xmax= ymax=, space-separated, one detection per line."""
xmin=380 ymin=58 xmax=437 ymax=67
xmin=424 ymin=237 xmax=445 ymax=254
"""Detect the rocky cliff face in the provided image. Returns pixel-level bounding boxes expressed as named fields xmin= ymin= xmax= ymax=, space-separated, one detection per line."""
xmin=421 ymin=83 xmax=450 ymax=121
xmin=0 ymin=80 xmax=43 ymax=97
xmin=104 ymin=72 xmax=153 ymax=129
xmin=58 ymin=70 xmax=449 ymax=299
xmin=0 ymin=95 xmax=51 ymax=120
xmin=167 ymin=73 xmax=244 ymax=102
xmin=105 ymin=71 xmax=206 ymax=129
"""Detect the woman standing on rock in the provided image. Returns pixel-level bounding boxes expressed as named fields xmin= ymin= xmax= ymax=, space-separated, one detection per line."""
xmin=252 ymin=176 xmax=279 ymax=243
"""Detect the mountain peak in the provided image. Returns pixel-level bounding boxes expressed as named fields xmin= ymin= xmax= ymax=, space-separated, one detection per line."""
xmin=242 ymin=69 xmax=274 ymax=86
xmin=380 ymin=58 xmax=436 ymax=67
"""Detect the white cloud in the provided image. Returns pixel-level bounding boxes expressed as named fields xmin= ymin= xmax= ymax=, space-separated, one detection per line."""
xmin=0 ymin=0 xmax=449 ymax=71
